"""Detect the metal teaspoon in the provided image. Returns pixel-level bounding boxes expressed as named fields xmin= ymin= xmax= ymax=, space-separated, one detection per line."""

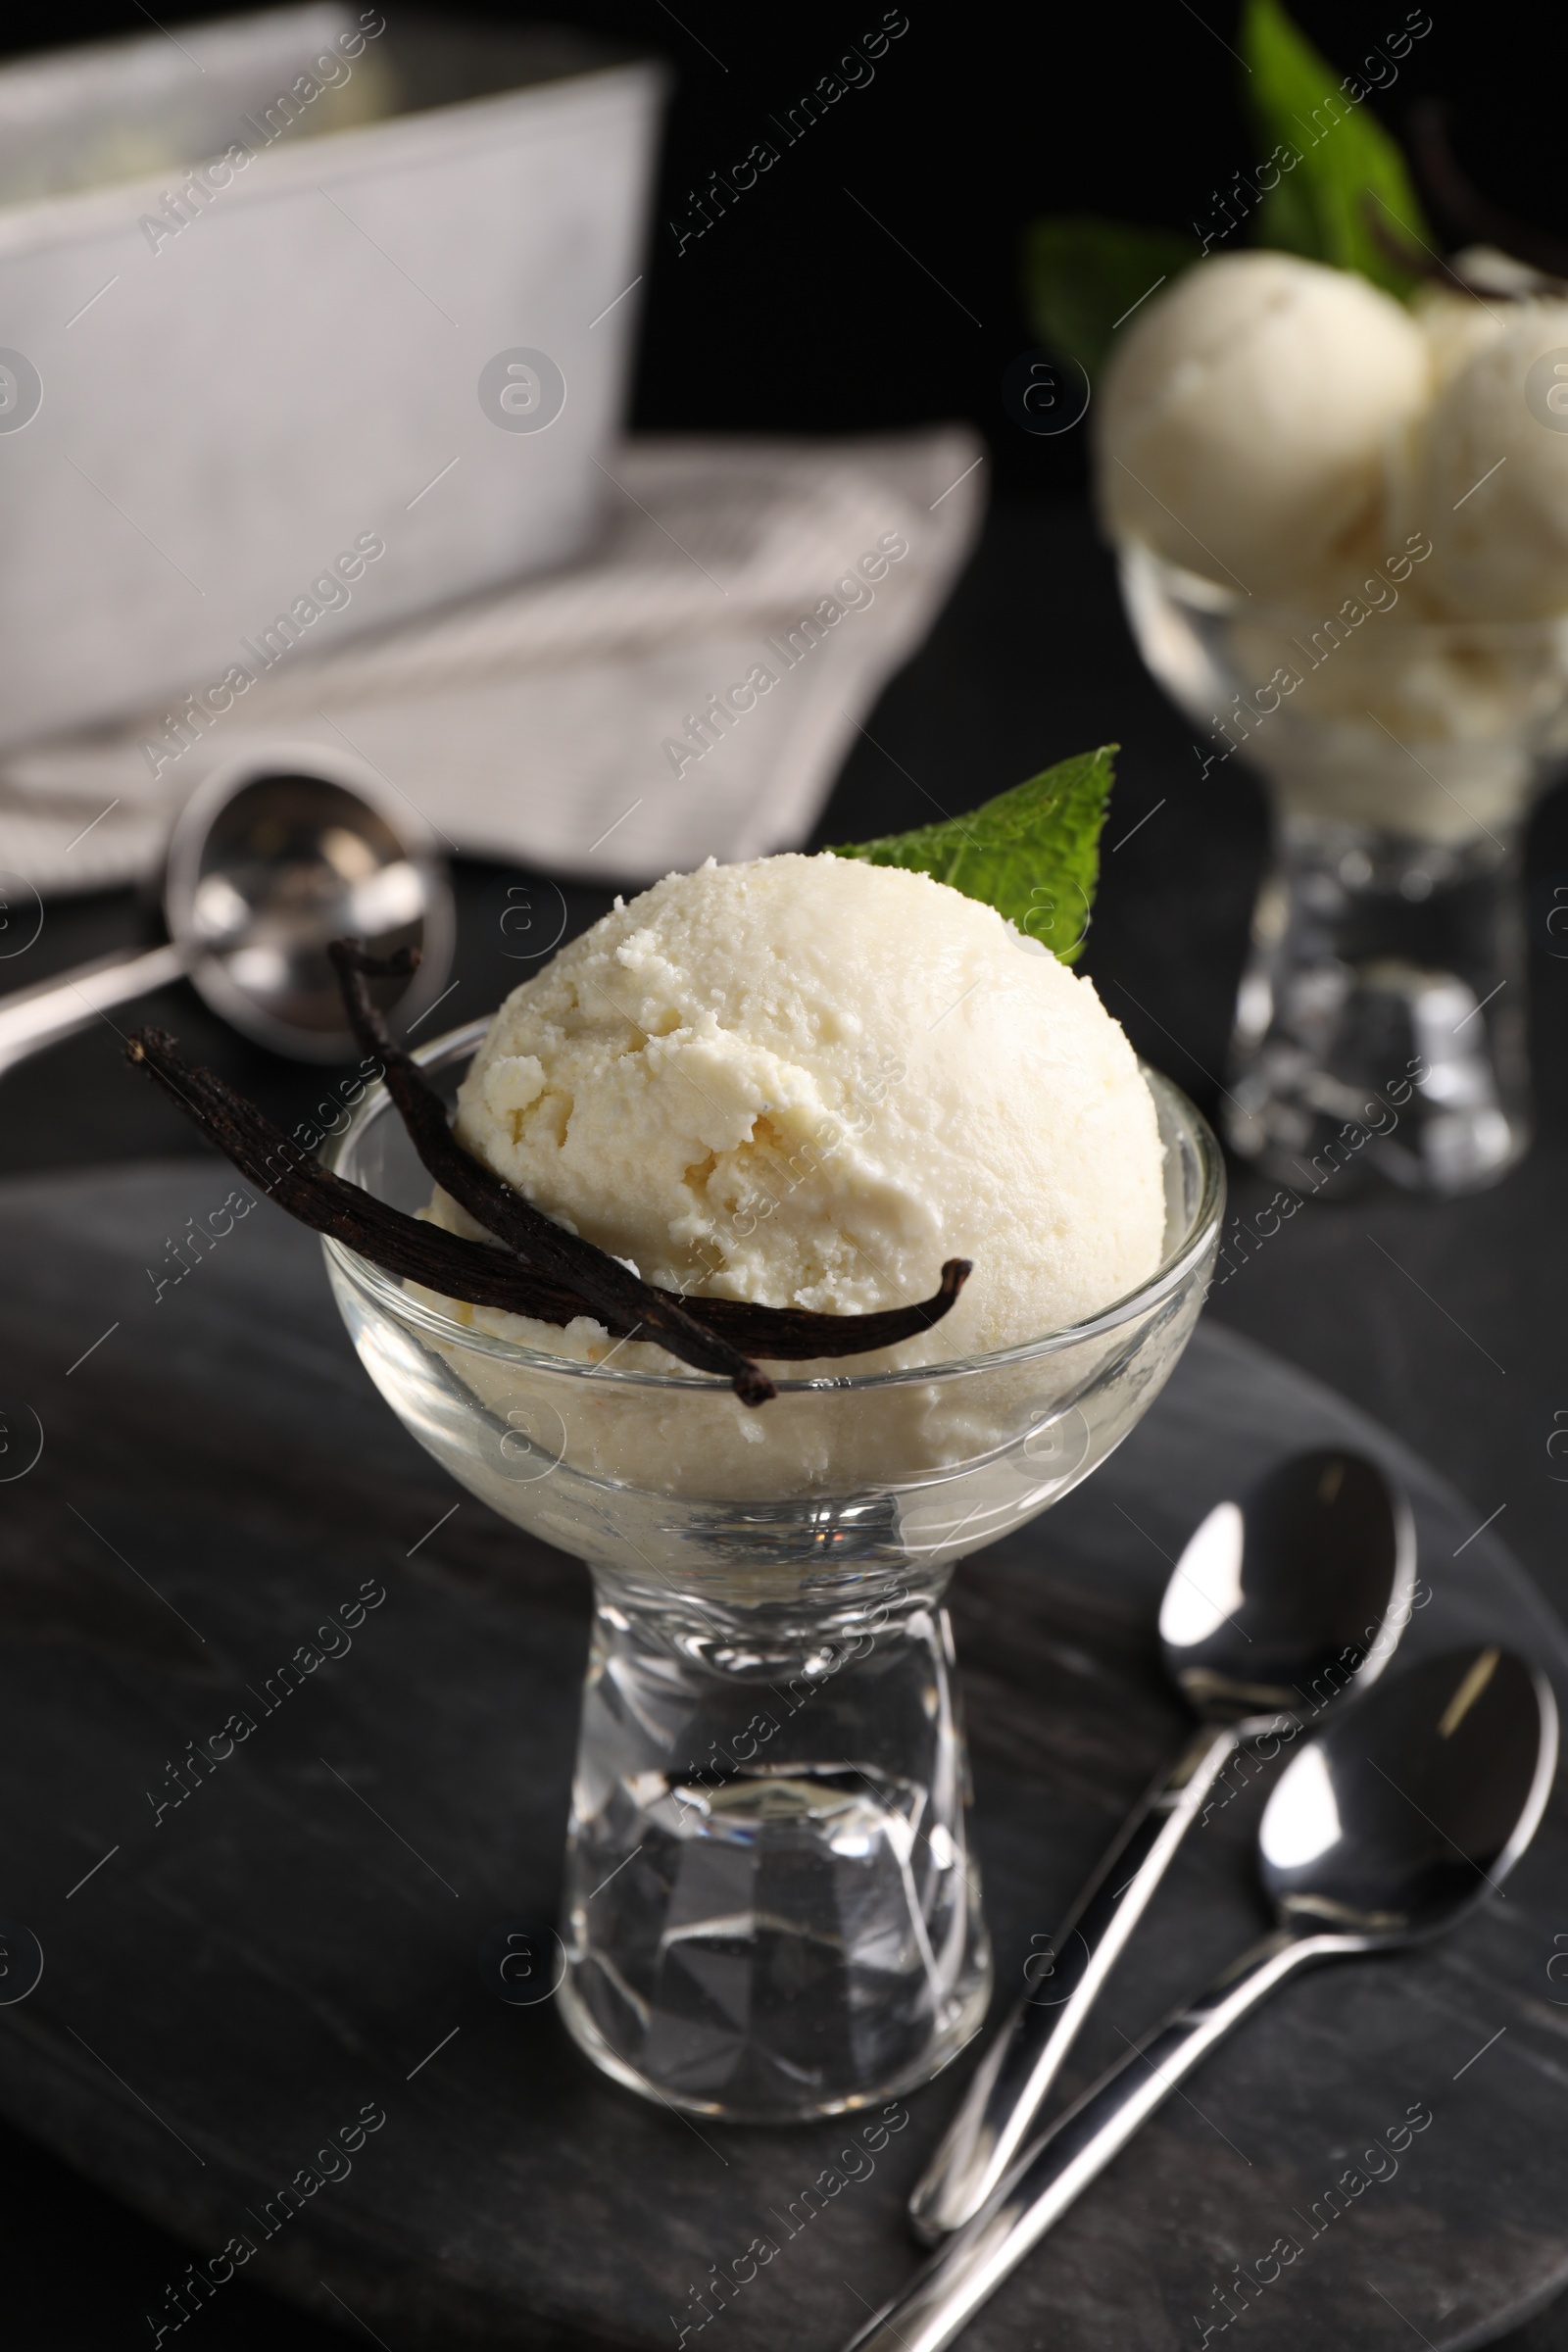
xmin=909 ymin=1447 xmax=1416 ymax=2240
xmin=857 ymin=1642 xmax=1556 ymax=2352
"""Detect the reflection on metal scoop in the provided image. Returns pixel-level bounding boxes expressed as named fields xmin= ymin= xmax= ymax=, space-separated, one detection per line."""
xmin=0 ymin=748 xmax=454 ymax=1074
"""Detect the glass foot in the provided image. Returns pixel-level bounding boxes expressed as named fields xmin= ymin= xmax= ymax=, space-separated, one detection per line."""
xmin=561 ymin=1574 xmax=991 ymax=2121
xmin=1225 ymin=817 xmax=1530 ymax=1197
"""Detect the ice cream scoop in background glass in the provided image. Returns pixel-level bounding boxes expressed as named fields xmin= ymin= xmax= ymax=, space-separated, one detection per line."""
xmin=1100 ymin=250 xmax=1568 ymax=1196
xmin=323 ymin=1024 xmax=1221 ymax=2122
xmin=1119 ymin=541 xmax=1568 ymax=1193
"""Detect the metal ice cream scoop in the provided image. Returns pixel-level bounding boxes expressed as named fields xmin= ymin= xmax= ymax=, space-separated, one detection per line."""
xmin=0 ymin=748 xmax=453 ymax=1073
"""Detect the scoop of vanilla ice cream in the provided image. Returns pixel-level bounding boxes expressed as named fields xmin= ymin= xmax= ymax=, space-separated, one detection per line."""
xmin=449 ymin=855 xmax=1165 ymax=1372
xmin=1097 ymin=253 xmax=1428 ymax=600
xmin=1375 ymin=289 xmax=1510 ymax=557
xmin=1412 ymin=285 xmax=1510 ymax=394
xmin=1419 ymin=304 xmax=1568 ymax=619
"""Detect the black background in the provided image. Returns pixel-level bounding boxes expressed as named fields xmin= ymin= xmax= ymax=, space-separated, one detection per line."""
xmin=4 ymin=1 xmax=1568 ymax=2345
xmin=0 ymin=0 xmax=1556 ymax=498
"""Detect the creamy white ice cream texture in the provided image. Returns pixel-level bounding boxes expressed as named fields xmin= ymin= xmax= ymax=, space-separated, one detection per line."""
xmin=368 ymin=856 xmax=1189 ymax=1514
xmin=1097 ymin=252 xmax=1429 ymax=601
xmin=1239 ymin=300 xmax=1568 ymax=835
xmin=1420 ymin=302 xmax=1568 ymax=620
xmin=1101 ymin=257 xmax=1568 ymax=844
xmin=408 ymin=856 xmax=1171 ymax=1501
xmin=1411 ymin=284 xmax=1510 ymax=400
xmin=447 ymin=854 xmax=1164 ymax=1366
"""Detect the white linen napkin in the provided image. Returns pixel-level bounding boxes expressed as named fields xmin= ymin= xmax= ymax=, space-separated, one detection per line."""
xmin=0 ymin=428 xmax=984 ymax=895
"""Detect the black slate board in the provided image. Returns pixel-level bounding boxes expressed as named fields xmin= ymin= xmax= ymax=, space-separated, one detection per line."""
xmin=1 ymin=1161 xmax=1566 ymax=2352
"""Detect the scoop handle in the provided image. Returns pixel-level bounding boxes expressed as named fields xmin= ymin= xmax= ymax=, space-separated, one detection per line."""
xmin=907 ymin=1719 xmax=1238 ymax=2240
xmin=0 ymin=942 xmax=187 ymax=1077
xmin=851 ymin=1929 xmax=1327 ymax=2352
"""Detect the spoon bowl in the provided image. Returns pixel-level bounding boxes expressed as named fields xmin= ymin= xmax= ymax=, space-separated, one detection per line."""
xmin=0 ymin=745 xmax=455 ymax=1076
xmin=165 ymin=753 xmax=454 ymax=1057
xmin=1159 ymin=1446 xmax=1416 ymax=1724
xmin=1262 ymin=1643 xmax=1557 ymax=1938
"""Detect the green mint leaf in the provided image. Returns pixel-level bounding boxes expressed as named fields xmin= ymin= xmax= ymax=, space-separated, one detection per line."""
xmin=829 ymin=746 xmax=1116 ymax=966
xmin=1022 ymin=218 xmax=1200 ymax=376
xmin=1242 ymin=0 xmax=1433 ymax=296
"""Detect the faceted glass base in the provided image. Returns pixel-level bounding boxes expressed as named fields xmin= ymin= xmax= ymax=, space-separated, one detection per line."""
xmin=560 ymin=1576 xmax=992 ymax=2121
xmin=558 ymin=1961 xmax=992 ymax=2124
xmin=1226 ymin=817 xmax=1530 ymax=1198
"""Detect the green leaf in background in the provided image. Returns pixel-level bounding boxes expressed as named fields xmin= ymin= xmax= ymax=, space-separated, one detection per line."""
xmin=830 ymin=746 xmax=1116 ymax=966
xmin=1022 ymin=218 xmax=1200 ymax=376
xmin=1242 ymin=0 xmax=1433 ymax=296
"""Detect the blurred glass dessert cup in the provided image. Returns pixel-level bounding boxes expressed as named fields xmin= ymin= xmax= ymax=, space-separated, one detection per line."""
xmin=1119 ymin=540 xmax=1568 ymax=1194
xmin=323 ymin=1021 xmax=1222 ymax=2122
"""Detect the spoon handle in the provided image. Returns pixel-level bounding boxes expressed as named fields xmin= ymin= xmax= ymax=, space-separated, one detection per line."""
xmin=851 ymin=1929 xmax=1328 ymax=2352
xmin=907 ymin=1720 xmax=1238 ymax=2239
xmin=0 ymin=943 xmax=188 ymax=1077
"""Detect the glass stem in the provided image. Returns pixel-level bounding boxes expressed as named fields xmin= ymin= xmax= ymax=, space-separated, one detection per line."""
xmin=558 ymin=1564 xmax=992 ymax=2120
xmin=1225 ymin=812 xmax=1530 ymax=1197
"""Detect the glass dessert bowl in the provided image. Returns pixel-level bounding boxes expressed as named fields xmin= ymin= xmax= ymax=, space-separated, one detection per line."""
xmin=1120 ymin=541 xmax=1568 ymax=1196
xmin=322 ymin=1020 xmax=1223 ymax=2123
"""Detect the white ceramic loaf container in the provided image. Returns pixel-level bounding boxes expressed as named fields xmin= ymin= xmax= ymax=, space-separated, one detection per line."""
xmin=0 ymin=5 xmax=665 ymax=752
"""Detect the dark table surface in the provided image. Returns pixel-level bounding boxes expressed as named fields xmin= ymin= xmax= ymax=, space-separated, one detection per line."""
xmin=3 ymin=496 xmax=1565 ymax=2349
